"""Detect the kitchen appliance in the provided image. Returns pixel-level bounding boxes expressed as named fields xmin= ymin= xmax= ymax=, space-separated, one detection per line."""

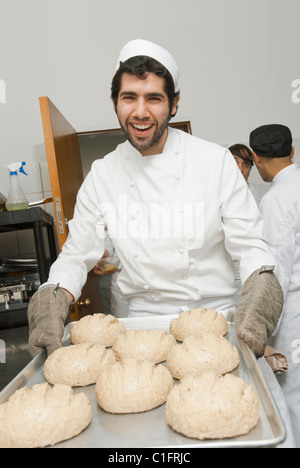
xmin=0 ymin=259 xmax=40 ymax=328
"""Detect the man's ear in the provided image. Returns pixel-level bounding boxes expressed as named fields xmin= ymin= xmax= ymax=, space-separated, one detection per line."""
xmin=291 ymin=146 xmax=295 ymax=158
xmin=170 ymin=94 xmax=180 ymax=118
xmin=252 ymin=152 xmax=262 ymax=167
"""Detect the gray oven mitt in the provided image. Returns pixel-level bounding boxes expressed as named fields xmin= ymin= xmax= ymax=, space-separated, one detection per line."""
xmin=235 ymin=266 xmax=284 ymax=358
xmin=27 ymin=285 xmax=69 ymax=358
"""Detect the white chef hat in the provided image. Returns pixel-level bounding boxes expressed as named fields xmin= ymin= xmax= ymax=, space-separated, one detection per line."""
xmin=116 ymin=39 xmax=180 ymax=93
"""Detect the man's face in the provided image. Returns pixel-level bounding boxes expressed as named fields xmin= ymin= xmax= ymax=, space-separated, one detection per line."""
xmin=114 ymin=72 xmax=179 ymax=156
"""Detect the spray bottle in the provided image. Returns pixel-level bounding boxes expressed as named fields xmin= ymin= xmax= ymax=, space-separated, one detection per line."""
xmin=5 ymin=162 xmax=29 ymax=211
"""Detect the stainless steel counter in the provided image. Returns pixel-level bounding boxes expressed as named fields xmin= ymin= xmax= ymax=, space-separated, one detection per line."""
xmin=0 ymin=326 xmax=31 ymax=391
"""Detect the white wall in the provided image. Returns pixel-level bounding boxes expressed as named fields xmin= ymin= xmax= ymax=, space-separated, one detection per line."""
xmin=0 ymin=0 xmax=299 ymax=257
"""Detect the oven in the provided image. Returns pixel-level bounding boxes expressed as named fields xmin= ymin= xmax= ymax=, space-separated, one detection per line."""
xmin=0 ymin=259 xmax=40 ymax=328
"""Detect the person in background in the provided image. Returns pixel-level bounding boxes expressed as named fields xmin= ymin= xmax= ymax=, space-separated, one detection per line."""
xmin=250 ymin=123 xmax=300 ymax=447
xmin=229 ymin=143 xmax=254 ymax=181
xmin=27 ymin=39 xmax=283 ymax=367
xmin=228 ymin=143 xmax=269 ymax=300
xmin=229 ymin=143 xmax=269 ymax=204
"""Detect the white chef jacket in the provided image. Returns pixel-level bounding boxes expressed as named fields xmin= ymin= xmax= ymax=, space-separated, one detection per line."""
xmin=248 ymin=182 xmax=270 ymax=205
xmin=260 ymin=164 xmax=300 ymax=309
xmin=45 ymin=127 xmax=276 ymax=315
xmin=233 ymin=182 xmax=271 ymax=299
xmin=259 ymin=163 xmax=300 ymax=447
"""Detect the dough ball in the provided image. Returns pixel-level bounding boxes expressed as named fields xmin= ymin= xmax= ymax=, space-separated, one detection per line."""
xmin=0 ymin=383 xmax=92 ymax=448
xmin=44 ymin=343 xmax=116 ymax=387
xmin=170 ymin=308 xmax=228 ymax=341
xmin=112 ymin=329 xmax=176 ymax=363
xmin=166 ymin=333 xmax=239 ymax=379
xmin=166 ymin=371 xmax=259 ymax=440
xmin=70 ymin=313 xmax=126 ymax=346
xmin=95 ymin=358 xmax=174 ymax=413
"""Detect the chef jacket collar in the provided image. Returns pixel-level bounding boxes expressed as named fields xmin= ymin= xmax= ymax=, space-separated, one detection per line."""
xmin=123 ymin=126 xmax=180 ymax=159
xmin=273 ymin=162 xmax=296 ymax=184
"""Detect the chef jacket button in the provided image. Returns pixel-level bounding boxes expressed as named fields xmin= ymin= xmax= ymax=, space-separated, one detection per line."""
xmin=178 ymin=249 xmax=185 ymax=255
xmin=175 ymin=175 xmax=180 ymax=181
xmin=133 ymin=253 xmax=139 ymax=258
xmin=130 ymin=181 xmax=135 ymax=188
xmin=151 ymin=294 xmax=155 ymax=300
xmin=144 ymin=284 xmax=149 ymax=290
xmin=182 ymin=274 xmax=188 ymax=280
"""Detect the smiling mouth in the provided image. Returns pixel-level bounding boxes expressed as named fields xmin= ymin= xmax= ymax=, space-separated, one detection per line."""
xmin=131 ymin=123 xmax=154 ymax=133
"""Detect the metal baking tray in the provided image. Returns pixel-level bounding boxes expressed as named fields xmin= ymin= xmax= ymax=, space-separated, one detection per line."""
xmin=0 ymin=312 xmax=286 ymax=448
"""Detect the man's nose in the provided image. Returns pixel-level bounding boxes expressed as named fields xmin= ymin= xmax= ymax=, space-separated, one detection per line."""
xmin=133 ymin=98 xmax=150 ymax=119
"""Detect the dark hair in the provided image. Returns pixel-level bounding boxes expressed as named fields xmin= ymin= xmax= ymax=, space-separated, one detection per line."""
xmin=228 ymin=143 xmax=254 ymax=166
xmin=111 ymin=55 xmax=180 ymax=117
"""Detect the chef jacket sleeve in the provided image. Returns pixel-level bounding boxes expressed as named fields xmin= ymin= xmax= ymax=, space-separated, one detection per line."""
xmin=259 ymin=194 xmax=295 ymax=300
xmin=43 ymin=170 xmax=107 ymax=301
xmin=219 ymin=150 xmax=277 ymax=284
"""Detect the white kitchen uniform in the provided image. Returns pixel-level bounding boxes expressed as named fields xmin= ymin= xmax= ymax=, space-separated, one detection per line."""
xmin=233 ymin=182 xmax=270 ymax=301
xmin=44 ymin=127 xmax=276 ymax=316
xmin=259 ymin=163 xmax=300 ymax=447
xmin=248 ymin=182 xmax=270 ymax=205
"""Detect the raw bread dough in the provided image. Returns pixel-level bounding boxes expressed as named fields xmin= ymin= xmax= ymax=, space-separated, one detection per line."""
xmin=44 ymin=343 xmax=116 ymax=386
xmin=70 ymin=313 xmax=126 ymax=346
xmin=112 ymin=329 xmax=176 ymax=363
xmin=166 ymin=333 xmax=239 ymax=379
xmin=95 ymin=358 xmax=174 ymax=413
xmin=0 ymin=383 xmax=92 ymax=448
xmin=170 ymin=308 xmax=228 ymax=341
xmin=166 ymin=371 xmax=259 ymax=440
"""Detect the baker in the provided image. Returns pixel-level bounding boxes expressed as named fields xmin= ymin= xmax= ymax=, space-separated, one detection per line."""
xmin=250 ymin=123 xmax=300 ymax=446
xmin=28 ymin=39 xmax=283 ymax=360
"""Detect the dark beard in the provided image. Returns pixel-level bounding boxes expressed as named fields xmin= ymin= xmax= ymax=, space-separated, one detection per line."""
xmin=119 ymin=114 xmax=171 ymax=152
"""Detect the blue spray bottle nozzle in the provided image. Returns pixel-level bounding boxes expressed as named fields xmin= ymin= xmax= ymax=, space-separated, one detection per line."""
xmin=7 ymin=161 xmax=28 ymax=175
xmin=19 ymin=162 xmax=28 ymax=175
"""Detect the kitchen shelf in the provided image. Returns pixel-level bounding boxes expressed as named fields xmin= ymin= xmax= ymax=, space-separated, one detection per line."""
xmin=0 ymin=207 xmax=57 ymax=283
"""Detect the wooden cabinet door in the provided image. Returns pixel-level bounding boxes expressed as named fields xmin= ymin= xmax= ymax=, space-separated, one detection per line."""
xmin=39 ymin=97 xmax=83 ymax=250
xmin=39 ymin=96 xmax=104 ymax=319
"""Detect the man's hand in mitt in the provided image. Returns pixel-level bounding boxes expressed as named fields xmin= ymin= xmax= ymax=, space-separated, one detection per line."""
xmin=27 ymin=285 xmax=69 ymax=358
xmin=235 ymin=266 xmax=284 ymax=358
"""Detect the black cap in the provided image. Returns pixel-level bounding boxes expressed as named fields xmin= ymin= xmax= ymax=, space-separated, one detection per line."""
xmin=249 ymin=124 xmax=292 ymax=158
